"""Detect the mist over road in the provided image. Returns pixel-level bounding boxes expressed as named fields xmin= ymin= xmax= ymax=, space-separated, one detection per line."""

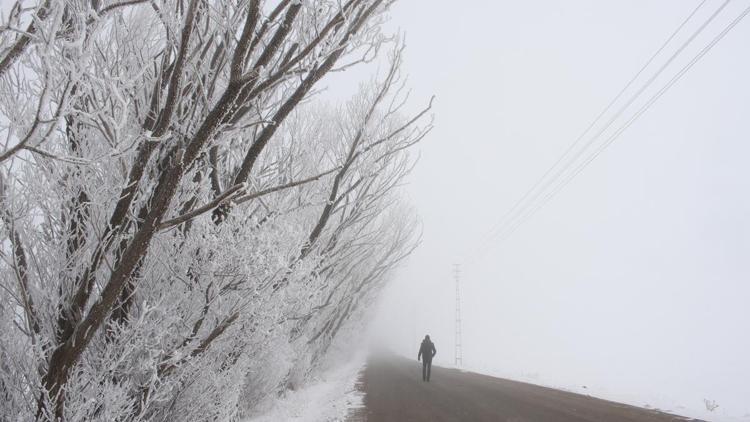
xmin=350 ymin=354 xmax=702 ymax=422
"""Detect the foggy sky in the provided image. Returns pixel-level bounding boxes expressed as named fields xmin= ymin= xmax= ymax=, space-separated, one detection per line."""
xmin=335 ymin=1 xmax=750 ymax=420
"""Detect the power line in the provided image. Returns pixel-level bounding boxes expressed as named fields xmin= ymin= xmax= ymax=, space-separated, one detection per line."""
xmin=480 ymin=0 xmax=710 ymax=251
xmin=484 ymin=0 xmax=729 ymax=247
xmin=468 ymin=0 xmax=746 ymax=258
xmin=492 ymin=2 xmax=750 ymax=244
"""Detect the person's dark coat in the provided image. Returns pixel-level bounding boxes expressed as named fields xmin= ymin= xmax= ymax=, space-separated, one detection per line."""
xmin=418 ymin=338 xmax=437 ymax=362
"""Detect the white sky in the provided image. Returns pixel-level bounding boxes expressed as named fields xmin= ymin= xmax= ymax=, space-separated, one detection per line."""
xmin=332 ymin=1 xmax=750 ymax=420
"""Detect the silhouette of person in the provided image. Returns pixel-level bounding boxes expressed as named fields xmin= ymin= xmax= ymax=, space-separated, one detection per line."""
xmin=417 ymin=335 xmax=437 ymax=382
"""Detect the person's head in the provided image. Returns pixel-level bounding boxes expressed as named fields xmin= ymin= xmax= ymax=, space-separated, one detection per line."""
xmin=424 ymin=335 xmax=430 ymax=341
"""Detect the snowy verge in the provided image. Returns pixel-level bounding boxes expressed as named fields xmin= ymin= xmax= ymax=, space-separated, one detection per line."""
xmin=243 ymin=353 xmax=366 ymax=422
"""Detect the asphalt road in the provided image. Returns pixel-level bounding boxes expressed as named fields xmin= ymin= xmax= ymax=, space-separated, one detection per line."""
xmin=350 ymin=354 xmax=702 ymax=422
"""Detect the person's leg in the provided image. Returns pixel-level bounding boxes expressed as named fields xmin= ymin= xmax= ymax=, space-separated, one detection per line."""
xmin=426 ymin=361 xmax=431 ymax=381
xmin=422 ymin=361 xmax=427 ymax=381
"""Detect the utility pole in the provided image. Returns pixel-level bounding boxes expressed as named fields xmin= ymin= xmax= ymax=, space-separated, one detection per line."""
xmin=453 ymin=263 xmax=463 ymax=367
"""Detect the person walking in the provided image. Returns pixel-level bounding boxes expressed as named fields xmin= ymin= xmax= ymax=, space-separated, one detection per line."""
xmin=417 ymin=335 xmax=437 ymax=382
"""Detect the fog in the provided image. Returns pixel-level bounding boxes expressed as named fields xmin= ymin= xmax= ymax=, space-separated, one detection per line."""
xmin=347 ymin=1 xmax=750 ymax=420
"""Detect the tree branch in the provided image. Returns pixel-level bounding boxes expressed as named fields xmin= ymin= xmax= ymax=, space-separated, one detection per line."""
xmin=234 ymin=166 xmax=340 ymax=204
xmin=0 ymin=1 xmax=52 ymax=78
xmin=158 ymin=183 xmax=245 ymax=230
xmin=0 ymin=172 xmax=39 ymax=335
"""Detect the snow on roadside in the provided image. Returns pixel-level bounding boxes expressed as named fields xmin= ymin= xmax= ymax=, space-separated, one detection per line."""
xmin=244 ymin=353 xmax=366 ymax=422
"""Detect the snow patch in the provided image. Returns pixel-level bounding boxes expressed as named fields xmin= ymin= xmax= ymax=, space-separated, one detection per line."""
xmin=244 ymin=353 xmax=366 ymax=422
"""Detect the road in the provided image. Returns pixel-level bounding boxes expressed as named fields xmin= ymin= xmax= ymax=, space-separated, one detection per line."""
xmin=350 ymin=354 xmax=702 ymax=422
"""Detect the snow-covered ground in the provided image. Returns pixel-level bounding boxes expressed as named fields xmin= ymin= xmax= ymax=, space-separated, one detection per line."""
xmin=244 ymin=354 xmax=366 ymax=422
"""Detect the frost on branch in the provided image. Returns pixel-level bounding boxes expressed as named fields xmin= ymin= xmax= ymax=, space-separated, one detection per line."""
xmin=0 ymin=0 xmax=430 ymax=420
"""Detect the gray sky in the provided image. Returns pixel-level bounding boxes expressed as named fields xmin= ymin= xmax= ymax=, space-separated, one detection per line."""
xmin=341 ymin=1 xmax=750 ymax=420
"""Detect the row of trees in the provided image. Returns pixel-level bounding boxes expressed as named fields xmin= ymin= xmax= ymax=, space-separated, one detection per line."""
xmin=0 ymin=1 xmax=431 ymax=420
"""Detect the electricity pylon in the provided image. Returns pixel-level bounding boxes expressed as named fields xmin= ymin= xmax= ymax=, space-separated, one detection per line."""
xmin=453 ymin=263 xmax=463 ymax=367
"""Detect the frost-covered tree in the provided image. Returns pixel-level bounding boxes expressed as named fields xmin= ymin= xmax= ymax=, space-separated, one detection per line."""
xmin=0 ymin=1 xmax=431 ymax=420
